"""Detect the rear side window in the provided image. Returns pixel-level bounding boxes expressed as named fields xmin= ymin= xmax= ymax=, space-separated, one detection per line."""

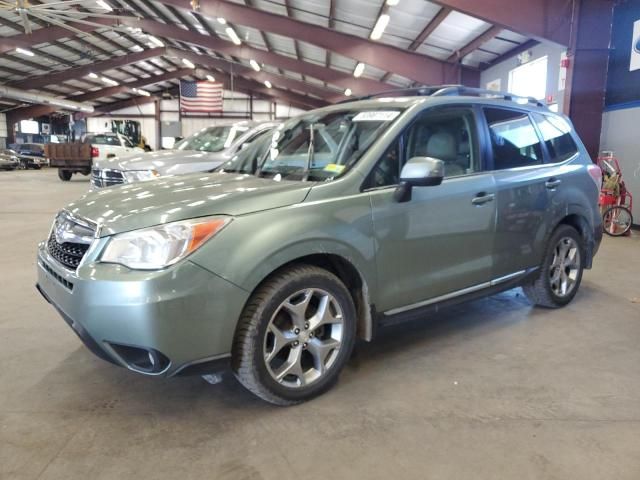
xmin=532 ymin=113 xmax=579 ymax=163
xmin=484 ymin=108 xmax=543 ymax=169
xmin=87 ymin=135 xmax=120 ymax=146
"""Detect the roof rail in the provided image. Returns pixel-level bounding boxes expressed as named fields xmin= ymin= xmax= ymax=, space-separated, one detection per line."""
xmin=431 ymin=85 xmax=547 ymax=108
xmin=341 ymin=84 xmax=548 ymax=109
xmin=336 ymin=86 xmax=449 ymax=103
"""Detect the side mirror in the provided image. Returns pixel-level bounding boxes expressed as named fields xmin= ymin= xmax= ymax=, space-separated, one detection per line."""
xmin=394 ymin=157 xmax=444 ymax=202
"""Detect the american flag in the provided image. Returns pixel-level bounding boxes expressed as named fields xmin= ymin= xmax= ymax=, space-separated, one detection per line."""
xmin=179 ymin=80 xmax=223 ymax=113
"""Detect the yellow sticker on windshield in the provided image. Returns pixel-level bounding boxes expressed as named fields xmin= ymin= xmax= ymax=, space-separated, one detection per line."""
xmin=324 ymin=164 xmax=346 ymax=174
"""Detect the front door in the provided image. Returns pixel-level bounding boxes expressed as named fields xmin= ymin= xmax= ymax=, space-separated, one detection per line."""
xmin=367 ymin=106 xmax=497 ymax=313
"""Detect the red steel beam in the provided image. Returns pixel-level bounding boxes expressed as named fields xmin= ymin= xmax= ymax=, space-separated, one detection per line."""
xmin=152 ymin=0 xmax=451 ymax=85
xmin=0 ymin=18 xmax=115 ymax=55
xmin=447 ymin=25 xmax=503 ymax=63
xmin=173 ymin=49 xmax=337 ymax=101
xmin=431 ymin=0 xmax=573 ymax=46
xmin=7 ymin=48 xmax=168 ymax=90
xmin=7 ymin=69 xmax=194 ymax=121
xmin=120 ymin=17 xmax=392 ymax=97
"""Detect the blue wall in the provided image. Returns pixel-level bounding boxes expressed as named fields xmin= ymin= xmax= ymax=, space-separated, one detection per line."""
xmin=605 ymin=0 xmax=640 ymax=110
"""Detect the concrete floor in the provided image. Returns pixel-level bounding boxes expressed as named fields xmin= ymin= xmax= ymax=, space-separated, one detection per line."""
xmin=1 ymin=168 xmax=639 ymax=480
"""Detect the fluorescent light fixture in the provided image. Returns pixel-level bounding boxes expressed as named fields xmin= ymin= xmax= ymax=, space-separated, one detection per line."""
xmin=133 ymin=88 xmax=151 ymax=97
xmin=206 ymin=74 xmax=216 ymax=81
xmin=226 ymin=27 xmax=241 ymax=45
xmin=101 ymin=76 xmax=119 ymax=86
xmin=344 ymin=88 xmax=353 ymax=96
xmin=217 ymin=17 xmax=227 ymax=24
xmin=15 ymin=48 xmax=35 ymax=57
xmin=370 ymin=14 xmax=390 ymax=40
xmin=353 ymin=62 xmax=365 ymax=78
xmin=87 ymin=72 xmax=99 ymax=79
xmin=264 ymin=80 xmax=272 ymax=88
xmin=249 ymin=59 xmax=261 ymax=72
xmin=96 ymin=0 xmax=112 ymax=11
xmin=386 ymin=0 xmax=399 ymax=5
xmin=182 ymin=58 xmax=196 ymax=68
xmin=147 ymin=35 xmax=164 ymax=47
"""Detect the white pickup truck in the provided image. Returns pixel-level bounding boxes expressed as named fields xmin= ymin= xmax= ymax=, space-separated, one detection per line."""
xmin=82 ymin=133 xmax=144 ymax=161
xmin=46 ymin=132 xmax=144 ymax=181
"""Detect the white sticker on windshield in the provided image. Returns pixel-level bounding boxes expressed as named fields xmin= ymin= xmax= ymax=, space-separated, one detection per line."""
xmin=353 ymin=111 xmax=400 ymax=122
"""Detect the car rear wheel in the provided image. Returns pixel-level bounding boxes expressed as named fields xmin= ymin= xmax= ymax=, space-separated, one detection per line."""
xmin=232 ymin=265 xmax=356 ymax=405
xmin=523 ymin=225 xmax=584 ymax=308
xmin=58 ymin=169 xmax=72 ymax=181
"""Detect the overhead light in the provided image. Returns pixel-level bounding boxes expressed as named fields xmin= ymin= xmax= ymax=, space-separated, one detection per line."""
xmin=132 ymin=88 xmax=151 ymax=97
xmin=370 ymin=14 xmax=390 ymax=40
xmin=147 ymin=35 xmax=164 ymax=47
xmin=264 ymin=80 xmax=272 ymax=88
xmin=96 ymin=0 xmax=112 ymax=11
xmin=101 ymin=76 xmax=119 ymax=86
xmin=386 ymin=0 xmax=399 ymax=5
xmin=353 ymin=62 xmax=365 ymax=78
xmin=15 ymin=48 xmax=35 ymax=57
xmin=206 ymin=74 xmax=216 ymax=82
xmin=226 ymin=27 xmax=241 ymax=45
xmin=217 ymin=17 xmax=227 ymax=24
xmin=182 ymin=58 xmax=195 ymax=68
xmin=344 ymin=88 xmax=352 ymax=97
xmin=249 ymin=59 xmax=261 ymax=72
xmin=87 ymin=72 xmax=99 ymax=79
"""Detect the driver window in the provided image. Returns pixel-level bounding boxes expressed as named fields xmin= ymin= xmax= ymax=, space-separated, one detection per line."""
xmin=405 ymin=109 xmax=477 ymax=178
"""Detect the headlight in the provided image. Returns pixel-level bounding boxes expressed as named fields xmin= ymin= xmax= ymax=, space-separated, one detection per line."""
xmin=122 ymin=170 xmax=160 ymax=183
xmin=100 ymin=217 xmax=232 ymax=270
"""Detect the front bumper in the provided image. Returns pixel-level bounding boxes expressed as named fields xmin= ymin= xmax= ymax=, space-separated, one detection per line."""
xmin=36 ymin=241 xmax=249 ymax=376
xmin=21 ymin=156 xmax=48 ymax=166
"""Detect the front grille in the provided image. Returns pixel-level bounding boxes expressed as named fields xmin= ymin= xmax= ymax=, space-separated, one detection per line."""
xmin=92 ymin=168 xmax=125 ymax=188
xmin=48 ymin=233 xmax=90 ymax=270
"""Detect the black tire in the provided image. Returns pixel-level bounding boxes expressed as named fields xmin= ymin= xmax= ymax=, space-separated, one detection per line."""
xmin=232 ymin=264 xmax=357 ymax=405
xmin=602 ymin=205 xmax=633 ymax=237
xmin=523 ymin=225 xmax=584 ymax=308
xmin=33 ymin=165 xmax=41 ymax=170
xmin=58 ymin=169 xmax=72 ymax=181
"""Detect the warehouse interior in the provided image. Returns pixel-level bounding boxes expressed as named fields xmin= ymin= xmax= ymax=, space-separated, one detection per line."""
xmin=1 ymin=0 xmax=639 ymax=479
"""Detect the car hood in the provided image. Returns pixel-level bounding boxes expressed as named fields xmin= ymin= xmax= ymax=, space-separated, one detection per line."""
xmin=65 ymin=172 xmax=312 ymax=236
xmin=93 ymin=149 xmax=231 ymax=175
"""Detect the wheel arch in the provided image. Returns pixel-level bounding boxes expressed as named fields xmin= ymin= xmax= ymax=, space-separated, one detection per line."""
xmin=243 ymin=253 xmax=375 ymax=342
xmin=554 ymin=210 xmax=595 ymax=268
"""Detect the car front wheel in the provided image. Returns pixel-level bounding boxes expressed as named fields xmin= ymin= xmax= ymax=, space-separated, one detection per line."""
xmin=523 ymin=224 xmax=584 ymax=308
xmin=232 ymin=265 xmax=357 ymax=405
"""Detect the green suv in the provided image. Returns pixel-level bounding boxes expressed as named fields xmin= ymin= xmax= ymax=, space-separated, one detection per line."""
xmin=37 ymin=87 xmax=603 ymax=405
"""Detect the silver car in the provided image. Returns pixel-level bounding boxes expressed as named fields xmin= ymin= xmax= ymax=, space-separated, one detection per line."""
xmin=90 ymin=121 xmax=279 ymax=188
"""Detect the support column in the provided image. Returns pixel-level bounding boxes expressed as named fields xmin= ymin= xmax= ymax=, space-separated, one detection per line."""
xmin=564 ymin=0 xmax=615 ymax=160
xmin=154 ymin=99 xmax=161 ymax=150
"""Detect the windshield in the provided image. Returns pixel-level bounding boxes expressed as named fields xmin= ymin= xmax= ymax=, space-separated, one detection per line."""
xmin=217 ymin=129 xmax=274 ymax=174
xmin=175 ymin=125 xmax=249 ymax=153
xmin=258 ymin=108 xmax=402 ymax=181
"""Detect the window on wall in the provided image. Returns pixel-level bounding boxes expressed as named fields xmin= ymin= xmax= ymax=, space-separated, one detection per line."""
xmin=508 ymin=56 xmax=548 ymax=100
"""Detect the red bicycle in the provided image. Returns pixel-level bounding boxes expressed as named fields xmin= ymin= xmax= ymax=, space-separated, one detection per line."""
xmin=598 ymin=152 xmax=633 ymax=237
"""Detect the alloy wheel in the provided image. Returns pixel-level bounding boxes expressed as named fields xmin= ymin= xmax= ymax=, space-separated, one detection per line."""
xmin=263 ymin=288 xmax=344 ymax=388
xmin=549 ymin=237 xmax=581 ymax=298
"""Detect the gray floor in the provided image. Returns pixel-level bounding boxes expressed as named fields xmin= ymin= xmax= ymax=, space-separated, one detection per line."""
xmin=2 ymin=168 xmax=639 ymax=480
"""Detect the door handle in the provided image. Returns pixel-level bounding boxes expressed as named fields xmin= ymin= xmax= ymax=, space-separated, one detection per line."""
xmin=545 ymin=178 xmax=562 ymax=189
xmin=471 ymin=193 xmax=495 ymax=205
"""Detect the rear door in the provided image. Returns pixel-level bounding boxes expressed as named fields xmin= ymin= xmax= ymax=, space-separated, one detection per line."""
xmin=368 ymin=105 xmax=497 ymax=313
xmin=482 ymin=107 xmax=564 ymax=278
